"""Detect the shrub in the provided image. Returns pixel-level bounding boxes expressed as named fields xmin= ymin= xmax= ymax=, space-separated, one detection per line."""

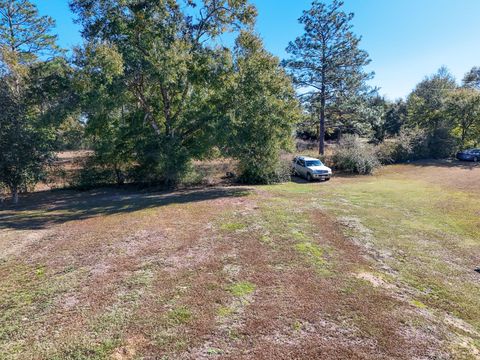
xmin=72 ymin=155 xmax=128 ymax=190
xmin=73 ymin=164 xmax=119 ymax=190
xmin=375 ymin=127 xmax=429 ymax=164
xmin=237 ymin=157 xmax=292 ymax=184
xmin=332 ymin=135 xmax=381 ymax=175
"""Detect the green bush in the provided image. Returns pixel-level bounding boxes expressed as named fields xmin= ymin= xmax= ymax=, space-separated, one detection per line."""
xmin=332 ymin=135 xmax=381 ymax=175
xmin=237 ymin=157 xmax=292 ymax=184
xmin=72 ymin=156 xmax=123 ymax=190
xmin=375 ymin=127 xmax=429 ymax=164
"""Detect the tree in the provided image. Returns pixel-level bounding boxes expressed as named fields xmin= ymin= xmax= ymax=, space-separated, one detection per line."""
xmin=446 ymin=88 xmax=480 ymax=147
xmin=70 ymin=0 xmax=257 ymax=184
xmin=222 ymin=31 xmax=300 ymax=183
xmin=384 ymin=99 xmax=407 ymax=136
xmin=406 ymin=67 xmax=457 ymax=158
xmin=283 ymin=0 xmax=372 ymax=155
xmin=0 ymin=0 xmax=64 ymax=203
xmin=463 ymin=67 xmax=480 ymax=90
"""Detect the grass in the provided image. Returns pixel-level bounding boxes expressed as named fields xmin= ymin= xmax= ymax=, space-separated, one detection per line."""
xmin=167 ymin=307 xmax=193 ymax=325
xmin=1 ymin=160 xmax=479 ymax=359
xmin=227 ymin=281 xmax=256 ymax=297
xmin=317 ymin=178 xmax=480 ymax=331
xmin=220 ymin=222 xmax=246 ymax=231
xmin=294 ymin=241 xmax=329 ymax=274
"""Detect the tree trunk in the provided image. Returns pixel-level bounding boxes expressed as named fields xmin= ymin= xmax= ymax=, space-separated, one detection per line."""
xmin=319 ymin=62 xmax=326 ymax=155
xmin=319 ymin=95 xmax=326 ymax=155
xmin=11 ymin=186 xmax=18 ymax=205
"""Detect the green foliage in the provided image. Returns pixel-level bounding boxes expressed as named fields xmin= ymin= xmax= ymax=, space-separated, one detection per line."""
xmin=332 ymin=135 xmax=381 ymax=174
xmin=445 ymin=88 xmax=480 ymax=148
xmin=72 ymin=159 xmax=119 ymax=190
xmin=375 ymin=127 xmax=429 ymax=164
xmin=406 ymin=67 xmax=458 ymax=158
xmin=284 ymin=0 xmax=373 ymax=154
xmin=462 ymin=66 xmax=480 ymax=90
xmin=224 ymin=32 xmax=300 ymax=184
xmin=54 ymin=115 xmax=85 ymax=150
xmin=0 ymin=0 xmax=58 ymax=68
xmin=71 ymin=0 xmax=257 ymax=185
xmin=384 ymin=99 xmax=407 ymax=136
xmin=330 ymin=95 xmax=387 ymax=143
xmin=0 ymin=0 xmax=66 ymax=203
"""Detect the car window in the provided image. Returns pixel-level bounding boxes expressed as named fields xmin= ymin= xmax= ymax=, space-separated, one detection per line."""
xmin=298 ymin=159 xmax=305 ymax=167
xmin=306 ymin=160 xmax=323 ymax=167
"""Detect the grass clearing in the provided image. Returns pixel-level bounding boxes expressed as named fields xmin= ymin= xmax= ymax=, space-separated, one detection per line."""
xmin=1 ymin=160 xmax=479 ymax=358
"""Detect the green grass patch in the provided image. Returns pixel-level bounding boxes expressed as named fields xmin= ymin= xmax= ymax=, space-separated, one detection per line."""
xmin=294 ymin=242 xmax=328 ymax=273
xmin=220 ymin=222 xmax=246 ymax=231
xmin=227 ymin=281 xmax=256 ymax=297
xmin=217 ymin=305 xmax=235 ymax=317
xmin=49 ymin=338 xmax=120 ymax=360
xmin=167 ymin=306 xmax=192 ymax=325
xmin=411 ymin=299 xmax=427 ymax=309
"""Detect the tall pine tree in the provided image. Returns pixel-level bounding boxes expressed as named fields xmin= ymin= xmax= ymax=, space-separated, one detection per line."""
xmin=0 ymin=0 xmax=63 ymax=203
xmin=284 ymin=0 xmax=372 ymax=154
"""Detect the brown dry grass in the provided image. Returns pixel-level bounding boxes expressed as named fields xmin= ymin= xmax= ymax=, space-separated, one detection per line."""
xmin=0 ymin=158 xmax=479 ymax=359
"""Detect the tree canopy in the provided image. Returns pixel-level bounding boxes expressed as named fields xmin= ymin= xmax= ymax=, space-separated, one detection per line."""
xmin=0 ymin=0 xmax=68 ymax=203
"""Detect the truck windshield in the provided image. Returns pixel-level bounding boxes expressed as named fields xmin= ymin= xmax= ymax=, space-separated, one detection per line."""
xmin=306 ymin=160 xmax=322 ymax=167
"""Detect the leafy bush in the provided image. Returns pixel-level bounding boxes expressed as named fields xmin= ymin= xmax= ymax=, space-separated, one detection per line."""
xmin=375 ymin=127 xmax=429 ymax=164
xmin=237 ymin=157 xmax=292 ymax=184
xmin=73 ymin=166 xmax=118 ymax=190
xmin=332 ymin=135 xmax=381 ymax=174
xmin=72 ymin=156 xmax=125 ymax=190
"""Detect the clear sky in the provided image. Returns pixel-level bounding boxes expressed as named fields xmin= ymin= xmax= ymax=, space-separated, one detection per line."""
xmin=33 ymin=0 xmax=480 ymax=100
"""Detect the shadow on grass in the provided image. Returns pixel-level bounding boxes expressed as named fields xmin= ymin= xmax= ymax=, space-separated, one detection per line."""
xmin=290 ymin=175 xmax=338 ymax=184
xmin=0 ymin=186 xmax=251 ymax=231
xmin=406 ymin=159 xmax=480 ymax=170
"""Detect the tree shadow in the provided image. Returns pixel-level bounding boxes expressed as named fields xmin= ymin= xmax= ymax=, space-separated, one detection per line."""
xmin=290 ymin=175 xmax=335 ymax=183
xmin=290 ymin=175 xmax=309 ymax=184
xmin=0 ymin=186 xmax=251 ymax=231
xmin=404 ymin=159 xmax=480 ymax=170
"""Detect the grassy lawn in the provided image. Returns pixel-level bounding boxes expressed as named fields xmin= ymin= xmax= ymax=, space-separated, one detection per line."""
xmin=0 ymin=161 xmax=479 ymax=359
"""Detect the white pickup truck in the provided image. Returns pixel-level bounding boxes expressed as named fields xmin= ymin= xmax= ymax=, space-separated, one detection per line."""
xmin=292 ymin=156 xmax=332 ymax=182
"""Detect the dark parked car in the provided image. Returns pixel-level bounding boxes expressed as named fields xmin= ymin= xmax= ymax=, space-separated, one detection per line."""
xmin=456 ymin=149 xmax=480 ymax=162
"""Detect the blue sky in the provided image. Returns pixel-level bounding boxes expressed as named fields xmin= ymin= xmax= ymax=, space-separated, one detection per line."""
xmin=33 ymin=0 xmax=480 ymax=100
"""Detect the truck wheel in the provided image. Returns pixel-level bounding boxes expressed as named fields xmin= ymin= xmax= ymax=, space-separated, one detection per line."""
xmin=306 ymin=173 xmax=313 ymax=182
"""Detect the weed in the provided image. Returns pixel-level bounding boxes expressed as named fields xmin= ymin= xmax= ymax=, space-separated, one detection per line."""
xmin=411 ymin=299 xmax=427 ymax=309
xmin=292 ymin=320 xmax=303 ymax=332
xmin=207 ymin=347 xmax=224 ymax=355
xmin=217 ymin=306 xmax=234 ymax=317
xmin=227 ymin=281 xmax=256 ymax=297
xmin=167 ymin=306 xmax=192 ymax=325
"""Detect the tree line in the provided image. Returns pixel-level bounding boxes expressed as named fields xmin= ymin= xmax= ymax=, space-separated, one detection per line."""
xmin=1 ymin=0 xmax=479 ymax=204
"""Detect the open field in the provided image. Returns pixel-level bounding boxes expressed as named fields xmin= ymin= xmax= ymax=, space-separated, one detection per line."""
xmin=1 ymin=160 xmax=479 ymax=359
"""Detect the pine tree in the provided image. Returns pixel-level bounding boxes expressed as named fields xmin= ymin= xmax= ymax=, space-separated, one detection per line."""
xmin=0 ymin=0 xmax=60 ymax=203
xmin=284 ymin=0 xmax=372 ymax=154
